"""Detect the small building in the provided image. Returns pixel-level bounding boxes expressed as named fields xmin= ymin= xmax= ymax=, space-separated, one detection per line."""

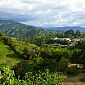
xmin=68 ymin=63 xmax=85 ymax=68
xmin=53 ymin=38 xmax=71 ymax=42
xmin=49 ymin=38 xmax=71 ymax=46
xmin=73 ymin=39 xmax=80 ymax=42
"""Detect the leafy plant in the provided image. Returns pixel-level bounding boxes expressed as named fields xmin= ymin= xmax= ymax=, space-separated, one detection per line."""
xmin=0 ymin=66 xmax=63 ymax=85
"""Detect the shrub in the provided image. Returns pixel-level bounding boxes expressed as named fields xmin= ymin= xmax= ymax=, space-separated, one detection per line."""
xmin=67 ymin=67 xmax=79 ymax=76
xmin=0 ymin=66 xmax=63 ymax=85
xmin=80 ymin=78 xmax=85 ymax=82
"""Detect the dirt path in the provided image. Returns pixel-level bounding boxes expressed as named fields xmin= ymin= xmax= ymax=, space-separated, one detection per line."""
xmin=62 ymin=73 xmax=85 ymax=85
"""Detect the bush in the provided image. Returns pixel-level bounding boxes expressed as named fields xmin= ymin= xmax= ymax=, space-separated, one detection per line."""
xmin=80 ymin=78 xmax=85 ymax=82
xmin=24 ymin=69 xmax=63 ymax=85
xmin=67 ymin=67 xmax=79 ymax=76
xmin=0 ymin=67 xmax=16 ymax=85
xmin=0 ymin=66 xmax=63 ymax=85
xmin=13 ymin=60 xmax=36 ymax=79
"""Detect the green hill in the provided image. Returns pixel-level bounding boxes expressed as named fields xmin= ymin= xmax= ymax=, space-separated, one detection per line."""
xmin=0 ymin=37 xmax=22 ymax=68
xmin=0 ymin=32 xmax=40 ymax=67
xmin=0 ymin=20 xmax=48 ymax=39
xmin=0 ymin=20 xmax=53 ymax=45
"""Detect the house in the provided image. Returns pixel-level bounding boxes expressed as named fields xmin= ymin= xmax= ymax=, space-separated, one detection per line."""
xmin=49 ymin=38 xmax=71 ymax=46
xmin=53 ymin=38 xmax=71 ymax=42
xmin=73 ymin=39 xmax=80 ymax=42
xmin=68 ymin=63 xmax=85 ymax=68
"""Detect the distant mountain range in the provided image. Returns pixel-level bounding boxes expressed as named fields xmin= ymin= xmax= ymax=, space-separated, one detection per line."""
xmin=43 ymin=26 xmax=85 ymax=32
xmin=0 ymin=19 xmax=85 ymax=32
xmin=0 ymin=20 xmax=85 ymax=41
xmin=0 ymin=19 xmax=48 ymax=41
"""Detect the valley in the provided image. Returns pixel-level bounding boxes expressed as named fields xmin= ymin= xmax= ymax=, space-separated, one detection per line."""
xmin=0 ymin=20 xmax=85 ymax=85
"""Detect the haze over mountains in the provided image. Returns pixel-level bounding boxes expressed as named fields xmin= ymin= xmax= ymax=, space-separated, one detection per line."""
xmin=0 ymin=19 xmax=85 ymax=32
xmin=43 ymin=26 xmax=85 ymax=32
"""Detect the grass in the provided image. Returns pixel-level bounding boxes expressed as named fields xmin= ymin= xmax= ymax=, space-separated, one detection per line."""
xmin=0 ymin=41 xmax=22 ymax=68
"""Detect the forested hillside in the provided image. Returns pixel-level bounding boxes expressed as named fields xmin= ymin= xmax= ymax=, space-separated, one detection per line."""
xmin=0 ymin=20 xmax=51 ymax=45
xmin=0 ymin=20 xmax=85 ymax=46
xmin=0 ymin=32 xmax=85 ymax=84
xmin=0 ymin=32 xmax=64 ymax=85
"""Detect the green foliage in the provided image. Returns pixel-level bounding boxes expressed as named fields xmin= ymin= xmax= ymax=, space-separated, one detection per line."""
xmin=71 ymin=49 xmax=85 ymax=64
xmin=79 ymin=78 xmax=85 ymax=82
xmin=25 ymin=69 xmax=63 ymax=85
xmin=0 ymin=32 xmax=40 ymax=60
xmin=0 ymin=38 xmax=21 ymax=67
xmin=0 ymin=20 xmax=51 ymax=46
xmin=0 ymin=31 xmax=85 ymax=84
xmin=0 ymin=66 xmax=63 ymax=85
xmin=67 ymin=67 xmax=79 ymax=76
xmin=58 ymin=57 xmax=69 ymax=73
xmin=64 ymin=29 xmax=83 ymax=38
xmin=13 ymin=60 xmax=36 ymax=79
xmin=0 ymin=66 xmax=15 ymax=85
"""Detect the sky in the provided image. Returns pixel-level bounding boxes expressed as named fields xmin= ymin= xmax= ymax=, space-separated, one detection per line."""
xmin=0 ymin=0 xmax=85 ymax=27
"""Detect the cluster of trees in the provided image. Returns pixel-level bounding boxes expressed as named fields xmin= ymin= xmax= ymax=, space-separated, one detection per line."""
xmin=0 ymin=32 xmax=39 ymax=60
xmin=0 ymin=19 xmax=85 ymax=46
xmin=64 ymin=29 xmax=85 ymax=38
xmin=76 ymin=40 xmax=85 ymax=49
xmin=0 ymin=32 xmax=85 ymax=64
xmin=0 ymin=32 xmax=85 ymax=84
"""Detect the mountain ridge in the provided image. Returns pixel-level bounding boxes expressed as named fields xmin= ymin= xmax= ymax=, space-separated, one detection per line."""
xmin=43 ymin=26 xmax=85 ymax=32
xmin=0 ymin=19 xmax=85 ymax=32
xmin=0 ymin=19 xmax=49 ymax=45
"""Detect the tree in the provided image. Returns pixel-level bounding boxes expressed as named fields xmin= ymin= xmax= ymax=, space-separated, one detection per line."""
xmin=58 ymin=57 xmax=69 ymax=73
xmin=64 ymin=29 xmax=75 ymax=38
xmin=76 ymin=30 xmax=80 ymax=37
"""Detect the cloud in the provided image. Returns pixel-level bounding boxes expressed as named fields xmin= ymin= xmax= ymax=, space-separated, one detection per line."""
xmin=0 ymin=0 xmax=85 ymax=26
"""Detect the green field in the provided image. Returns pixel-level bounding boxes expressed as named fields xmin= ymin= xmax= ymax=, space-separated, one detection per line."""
xmin=0 ymin=41 xmax=21 ymax=67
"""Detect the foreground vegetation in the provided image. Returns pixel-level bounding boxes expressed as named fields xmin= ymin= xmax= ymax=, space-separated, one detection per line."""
xmin=0 ymin=66 xmax=63 ymax=85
